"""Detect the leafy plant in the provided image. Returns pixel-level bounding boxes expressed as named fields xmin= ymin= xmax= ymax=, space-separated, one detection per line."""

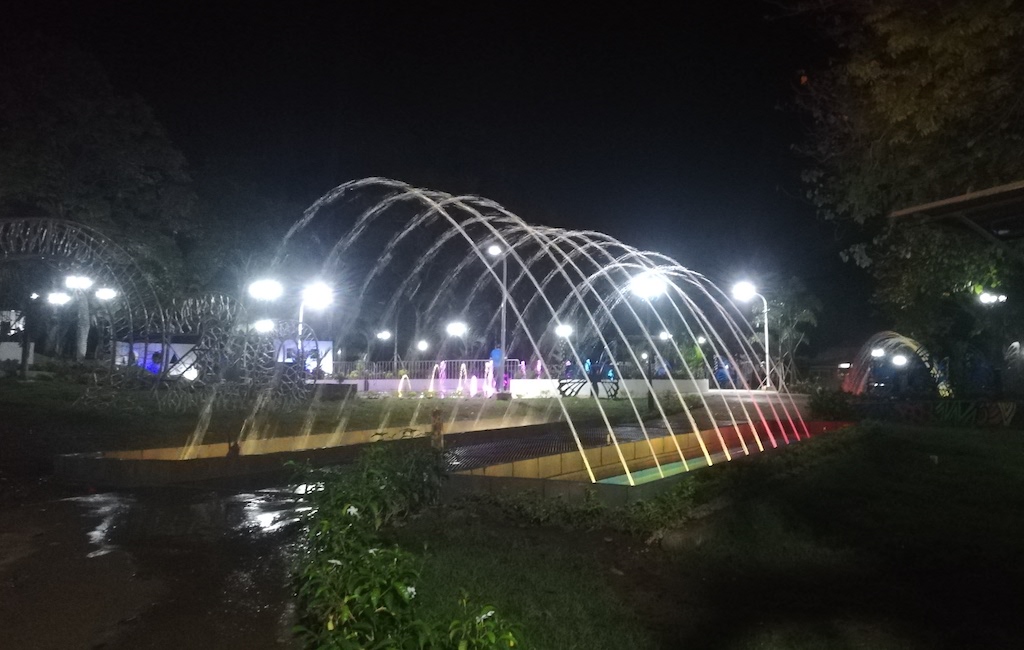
xmin=294 ymin=446 xmax=520 ymax=649
xmin=808 ymin=389 xmax=857 ymax=421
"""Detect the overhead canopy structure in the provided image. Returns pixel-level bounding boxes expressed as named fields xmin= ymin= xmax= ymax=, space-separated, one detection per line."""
xmin=891 ymin=179 xmax=1024 ymax=243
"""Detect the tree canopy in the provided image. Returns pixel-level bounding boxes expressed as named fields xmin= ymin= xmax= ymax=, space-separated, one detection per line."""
xmin=0 ymin=35 xmax=198 ymax=286
xmin=795 ymin=0 xmax=1024 ymax=373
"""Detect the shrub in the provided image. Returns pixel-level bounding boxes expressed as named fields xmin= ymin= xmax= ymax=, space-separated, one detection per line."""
xmin=293 ymin=447 xmax=519 ymax=649
xmin=808 ymin=389 xmax=857 ymax=421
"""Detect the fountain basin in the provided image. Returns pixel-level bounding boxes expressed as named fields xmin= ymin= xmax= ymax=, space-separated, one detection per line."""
xmin=446 ymin=420 xmax=851 ymax=506
xmin=54 ymin=418 xmax=572 ymax=488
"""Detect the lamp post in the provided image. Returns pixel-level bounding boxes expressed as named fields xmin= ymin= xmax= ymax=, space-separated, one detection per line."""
xmin=249 ymin=278 xmax=333 ymax=374
xmin=732 ymin=281 xmax=771 ymax=389
xmin=48 ymin=276 xmax=118 ymax=361
xmin=445 ymin=321 xmax=467 ymax=358
xmin=376 ymin=328 xmax=398 ymax=371
xmin=487 ymin=244 xmax=508 ymax=384
xmin=629 ymin=270 xmax=667 ymax=410
xmin=299 ymin=281 xmax=333 ymax=335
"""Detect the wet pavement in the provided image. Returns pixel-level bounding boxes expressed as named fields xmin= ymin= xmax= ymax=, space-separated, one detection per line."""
xmin=0 ymin=481 xmax=303 ymax=649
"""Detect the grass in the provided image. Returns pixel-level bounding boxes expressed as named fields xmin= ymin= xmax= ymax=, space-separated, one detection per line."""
xmin=382 ymin=422 xmax=1024 ymax=649
xmin=627 ymin=423 xmax=1024 ymax=648
xmin=387 ymin=506 xmax=656 ymax=650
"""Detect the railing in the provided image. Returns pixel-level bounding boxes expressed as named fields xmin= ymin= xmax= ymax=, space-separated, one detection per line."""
xmin=333 ymin=359 xmax=522 ymax=380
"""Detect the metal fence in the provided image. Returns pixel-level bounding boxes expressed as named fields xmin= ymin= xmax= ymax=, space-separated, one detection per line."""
xmin=333 ymin=359 xmax=522 ymax=380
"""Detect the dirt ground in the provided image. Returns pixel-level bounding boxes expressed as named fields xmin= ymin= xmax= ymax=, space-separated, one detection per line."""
xmin=0 ymin=472 xmax=300 ymax=650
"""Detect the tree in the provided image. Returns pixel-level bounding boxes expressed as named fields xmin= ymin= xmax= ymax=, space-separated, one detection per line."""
xmin=746 ymin=276 xmax=821 ymax=385
xmin=0 ymin=36 xmax=198 ymax=289
xmin=795 ymin=0 xmax=1024 ymax=381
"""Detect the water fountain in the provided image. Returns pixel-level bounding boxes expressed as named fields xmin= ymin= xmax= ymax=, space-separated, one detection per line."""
xmin=843 ymin=331 xmax=953 ymax=398
xmin=38 ymin=179 xmax=839 ymax=492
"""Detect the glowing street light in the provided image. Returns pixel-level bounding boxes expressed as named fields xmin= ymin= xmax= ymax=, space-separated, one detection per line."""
xmin=248 ymin=278 xmax=284 ymax=301
xmin=377 ymin=329 xmax=398 ymax=367
xmin=555 ymin=323 xmax=573 ymax=338
xmin=301 ymin=281 xmax=333 ymax=311
xmin=892 ymin=354 xmax=909 ymax=367
xmin=297 ymin=281 xmax=333 ymax=336
xmin=65 ymin=275 xmax=94 ymax=290
xmin=487 ymin=244 xmax=509 ymax=379
xmin=446 ymin=321 xmax=468 ymax=338
xmin=630 ymin=270 xmax=666 ymax=410
xmin=94 ymin=287 xmax=118 ymax=301
xmin=732 ymin=280 xmax=772 ymax=389
xmin=254 ymin=318 xmax=275 ymax=334
xmin=416 ymin=339 xmax=429 ymax=352
xmin=658 ymin=331 xmax=672 ymax=341
xmin=871 ymin=348 xmax=886 ymax=358
xmin=628 ymin=270 xmax=667 ymax=301
xmin=979 ymin=292 xmax=1008 ymax=305
xmin=696 ymin=335 xmax=707 ymax=345
xmin=47 ymin=291 xmax=72 ymax=306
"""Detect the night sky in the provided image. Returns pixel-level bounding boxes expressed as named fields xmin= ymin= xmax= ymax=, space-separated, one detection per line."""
xmin=6 ymin=0 xmax=880 ymax=348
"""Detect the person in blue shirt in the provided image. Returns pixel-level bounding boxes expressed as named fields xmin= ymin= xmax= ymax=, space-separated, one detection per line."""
xmin=490 ymin=345 xmax=504 ymax=391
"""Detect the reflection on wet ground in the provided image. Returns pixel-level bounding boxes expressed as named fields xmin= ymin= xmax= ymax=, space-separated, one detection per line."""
xmin=1 ymin=483 xmax=305 ymax=649
xmin=0 ymin=391 xmax=807 ymax=649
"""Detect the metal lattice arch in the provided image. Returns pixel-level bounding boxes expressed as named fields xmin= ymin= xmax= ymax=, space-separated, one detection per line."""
xmin=0 ymin=218 xmax=320 ymax=410
xmin=0 ymin=217 xmax=166 ymax=367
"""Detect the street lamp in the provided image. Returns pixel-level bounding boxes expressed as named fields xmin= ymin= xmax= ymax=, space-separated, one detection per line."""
xmin=248 ymin=278 xmax=284 ymax=301
xmin=94 ymin=287 xmax=118 ymax=301
xmin=487 ymin=244 xmax=508 ymax=379
xmin=630 ymin=270 xmax=666 ymax=410
xmin=416 ymin=339 xmax=429 ymax=352
xmin=299 ymin=281 xmax=333 ymax=333
xmin=732 ymin=280 xmax=772 ymax=389
xmin=979 ymin=291 xmax=1008 ymax=305
xmin=376 ymin=329 xmax=398 ymax=368
xmin=446 ymin=321 xmax=468 ymax=337
xmin=555 ymin=323 xmax=573 ymax=338
xmin=47 ymin=291 xmax=71 ymax=305
xmin=254 ymin=318 xmax=275 ymax=334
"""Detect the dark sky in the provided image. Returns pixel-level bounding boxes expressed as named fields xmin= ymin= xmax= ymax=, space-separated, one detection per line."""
xmin=6 ymin=0 xmax=880 ymax=348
